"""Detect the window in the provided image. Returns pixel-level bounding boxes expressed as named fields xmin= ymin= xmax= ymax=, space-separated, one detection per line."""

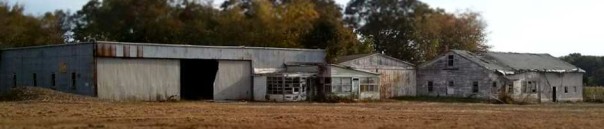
xmin=266 ymin=76 xmax=306 ymax=95
xmin=574 ymin=86 xmax=577 ymax=93
xmin=448 ymin=81 xmax=454 ymax=87
xmin=508 ymin=84 xmax=514 ymax=94
xmin=332 ymin=77 xmax=352 ymax=93
xmin=428 ymin=81 xmax=434 ymax=92
xmin=447 ymin=55 xmax=454 ymax=66
xmin=71 ymin=72 xmax=77 ymax=90
xmin=564 ymin=86 xmax=568 ymax=93
xmin=51 ymin=73 xmax=56 ymax=87
xmin=472 ymin=81 xmax=479 ymax=93
xmin=522 ymin=81 xmax=537 ymax=93
xmin=492 ymin=82 xmax=497 ymax=88
xmin=12 ymin=73 xmax=17 ymax=88
xmin=360 ymin=77 xmax=378 ymax=92
xmin=33 ymin=73 xmax=37 ymax=87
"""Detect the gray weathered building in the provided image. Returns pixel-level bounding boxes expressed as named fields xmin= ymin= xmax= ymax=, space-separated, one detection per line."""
xmin=336 ymin=53 xmax=416 ymax=98
xmin=417 ymin=50 xmax=584 ymax=102
xmin=0 ymin=41 xmax=326 ymax=101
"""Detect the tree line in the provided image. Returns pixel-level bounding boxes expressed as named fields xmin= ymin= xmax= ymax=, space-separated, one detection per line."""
xmin=561 ymin=53 xmax=604 ymax=86
xmin=0 ymin=0 xmax=488 ymax=63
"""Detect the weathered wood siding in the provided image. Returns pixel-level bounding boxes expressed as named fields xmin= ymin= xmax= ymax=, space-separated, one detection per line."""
xmin=417 ymin=52 xmax=501 ymax=99
xmin=506 ymin=72 xmax=583 ymax=102
xmin=338 ymin=54 xmax=416 ymax=98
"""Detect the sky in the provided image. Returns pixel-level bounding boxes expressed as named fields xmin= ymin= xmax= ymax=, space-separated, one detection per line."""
xmin=5 ymin=0 xmax=604 ymax=57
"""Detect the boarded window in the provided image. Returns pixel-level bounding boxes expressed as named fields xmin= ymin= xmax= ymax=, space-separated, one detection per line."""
xmin=71 ymin=72 xmax=77 ymax=90
xmin=428 ymin=81 xmax=434 ymax=92
xmin=472 ymin=81 xmax=479 ymax=93
xmin=33 ymin=73 xmax=37 ymax=87
xmin=447 ymin=55 xmax=454 ymax=66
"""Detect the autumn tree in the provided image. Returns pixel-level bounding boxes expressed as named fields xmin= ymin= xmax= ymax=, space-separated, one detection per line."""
xmin=345 ymin=0 xmax=489 ymax=63
xmin=0 ymin=2 xmax=66 ymax=48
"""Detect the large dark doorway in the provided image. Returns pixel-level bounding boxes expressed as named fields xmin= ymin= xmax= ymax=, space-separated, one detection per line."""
xmin=181 ymin=59 xmax=218 ymax=100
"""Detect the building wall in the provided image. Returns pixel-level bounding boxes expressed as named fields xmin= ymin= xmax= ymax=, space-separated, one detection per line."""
xmin=338 ymin=54 xmax=416 ymax=98
xmin=506 ymin=72 xmax=583 ymax=102
xmin=0 ymin=43 xmax=95 ymax=96
xmin=253 ymin=76 xmax=267 ymax=101
xmin=96 ymin=58 xmax=180 ymax=101
xmin=214 ymin=60 xmax=252 ymax=100
xmin=417 ymin=52 xmax=501 ymax=99
xmin=330 ymin=66 xmax=380 ymax=100
xmin=95 ymin=42 xmax=325 ymax=73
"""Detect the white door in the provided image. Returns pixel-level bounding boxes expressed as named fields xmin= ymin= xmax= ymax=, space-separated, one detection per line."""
xmin=214 ymin=60 xmax=252 ymax=100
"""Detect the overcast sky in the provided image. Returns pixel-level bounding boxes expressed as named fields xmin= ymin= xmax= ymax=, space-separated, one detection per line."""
xmin=6 ymin=0 xmax=604 ymax=57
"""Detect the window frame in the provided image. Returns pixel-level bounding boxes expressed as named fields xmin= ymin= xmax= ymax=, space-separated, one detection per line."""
xmin=472 ymin=81 xmax=479 ymax=93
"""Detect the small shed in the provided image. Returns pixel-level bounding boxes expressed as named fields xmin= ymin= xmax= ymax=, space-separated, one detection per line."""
xmin=336 ymin=53 xmax=416 ymax=98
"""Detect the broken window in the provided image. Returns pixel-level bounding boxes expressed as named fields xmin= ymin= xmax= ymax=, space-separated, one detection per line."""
xmin=447 ymin=55 xmax=454 ymax=66
xmin=267 ymin=76 xmax=306 ymax=95
xmin=472 ymin=81 xmax=479 ymax=93
xmin=522 ymin=81 xmax=537 ymax=93
xmin=492 ymin=82 xmax=497 ymax=88
xmin=564 ymin=86 xmax=568 ymax=93
xmin=360 ymin=77 xmax=378 ymax=92
xmin=428 ymin=81 xmax=434 ymax=92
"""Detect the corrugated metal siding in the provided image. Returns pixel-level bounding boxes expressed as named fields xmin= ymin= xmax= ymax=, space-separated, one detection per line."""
xmin=97 ymin=58 xmax=180 ymax=101
xmin=214 ymin=60 xmax=252 ymax=100
xmin=95 ymin=42 xmax=326 ymax=72
xmin=0 ymin=43 xmax=95 ymax=95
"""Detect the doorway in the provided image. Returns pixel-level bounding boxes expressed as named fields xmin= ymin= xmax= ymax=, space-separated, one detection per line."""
xmin=552 ymin=87 xmax=557 ymax=102
xmin=180 ymin=59 xmax=218 ymax=100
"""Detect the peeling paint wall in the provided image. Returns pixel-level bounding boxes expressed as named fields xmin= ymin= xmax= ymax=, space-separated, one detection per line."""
xmin=96 ymin=58 xmax=180 ymax=101
xmin=0 ymin=43 xmax=95 ymax=95
xmin=338 ymin=54 xmax=416 ymax=98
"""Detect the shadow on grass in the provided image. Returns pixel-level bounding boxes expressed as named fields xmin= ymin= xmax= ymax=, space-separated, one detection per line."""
xmin=392 ymin=96 xmax=486 ymax=103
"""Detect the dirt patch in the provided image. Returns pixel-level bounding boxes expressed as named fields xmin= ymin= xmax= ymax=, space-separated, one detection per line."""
xmin=0 ymin=87 xmax=99 ymax=103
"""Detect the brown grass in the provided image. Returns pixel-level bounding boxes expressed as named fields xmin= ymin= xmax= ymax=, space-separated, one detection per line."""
xmin=584 ymin=86 xmax=604 ymax=103
xmin=0 ymin=101 xmax=603 ymax=129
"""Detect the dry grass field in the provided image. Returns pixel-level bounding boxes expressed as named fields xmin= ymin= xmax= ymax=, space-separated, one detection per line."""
xmin=1 ymin=87 xmax=604 ymax=129
xmin=1 ymin=101 xmax=604 ymax=129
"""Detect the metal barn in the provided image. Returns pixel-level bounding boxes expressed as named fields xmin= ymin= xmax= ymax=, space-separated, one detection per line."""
xmin=0 ymin=41 xmax=326 ymax=101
